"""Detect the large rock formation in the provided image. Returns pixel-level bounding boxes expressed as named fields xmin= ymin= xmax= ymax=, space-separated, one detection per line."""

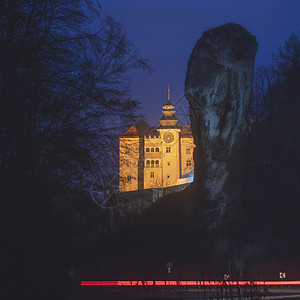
xmin=185 ymin=23 xmax=257 ymax=219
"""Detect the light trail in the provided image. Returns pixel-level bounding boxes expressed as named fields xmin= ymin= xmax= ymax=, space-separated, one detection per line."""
xmin=81 ymin=280 xmax=300 ymax=286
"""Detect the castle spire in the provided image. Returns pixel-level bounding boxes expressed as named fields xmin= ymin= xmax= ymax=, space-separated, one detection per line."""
xmin=160 ymin=84 xmax=178 ymax=127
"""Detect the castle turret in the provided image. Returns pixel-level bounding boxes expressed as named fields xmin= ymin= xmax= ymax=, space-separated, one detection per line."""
xmin=159 ymin=85 xmax=178 ymax=127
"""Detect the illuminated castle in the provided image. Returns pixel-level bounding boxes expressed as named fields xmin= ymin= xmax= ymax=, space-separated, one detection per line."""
xmin=119 ymin=87 xmax=194 ymax=192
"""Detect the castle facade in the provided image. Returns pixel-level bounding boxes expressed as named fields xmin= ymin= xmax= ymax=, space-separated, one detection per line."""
xmin=119 ymin=94 xmax=194 ymax=192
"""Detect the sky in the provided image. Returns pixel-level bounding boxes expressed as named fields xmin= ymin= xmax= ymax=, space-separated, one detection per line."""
xmin=100 ymin=0 xmax=300 ymax=126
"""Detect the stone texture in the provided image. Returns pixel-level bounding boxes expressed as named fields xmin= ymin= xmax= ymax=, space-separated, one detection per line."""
xmin=185 ymin=23 xmax=257 ymax=218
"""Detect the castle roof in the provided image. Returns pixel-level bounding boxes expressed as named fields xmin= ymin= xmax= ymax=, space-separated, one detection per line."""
xmin=162 ymin=102 xmax=175 ymax=110
xmin=181 ymin=125 xmax=193 ymax=137
xmin=119 ymin=119 xmax=151 ymax=138
xmin=144 ymin=127 xmax=160 ymax=138
xmin=160 ymin=115 xmax=177 ymax=120
xmin=120 ymin=119 xmax=193 ymax=139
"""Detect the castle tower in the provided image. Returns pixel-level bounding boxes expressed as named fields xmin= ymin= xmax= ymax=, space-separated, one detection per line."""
xmin=119 ymin=86 xmax=194 ymax=192
xmin=159 ymin=85 xmax=178 ymax=127
xmin=157 ymin=85 xmax=182 ymax=187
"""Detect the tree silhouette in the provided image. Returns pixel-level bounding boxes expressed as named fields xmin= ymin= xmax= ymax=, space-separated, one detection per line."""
xmin=0 ymin=1 xmax=150 ymax=298
xmin=244 ymin=32 xmax=300 ymax=261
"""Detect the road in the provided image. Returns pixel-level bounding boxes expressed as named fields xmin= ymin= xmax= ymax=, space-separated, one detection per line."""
xmin=71 ymin=281 xmax=300 ymax=299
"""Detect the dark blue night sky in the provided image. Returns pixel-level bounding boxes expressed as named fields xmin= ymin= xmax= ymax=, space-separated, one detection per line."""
xmin=100 ymin=0 xmax=300 ymax=125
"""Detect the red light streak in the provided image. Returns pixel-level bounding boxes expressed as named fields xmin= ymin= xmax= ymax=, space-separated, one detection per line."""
xmin=81 ymin=280 xmax=300 ymax=286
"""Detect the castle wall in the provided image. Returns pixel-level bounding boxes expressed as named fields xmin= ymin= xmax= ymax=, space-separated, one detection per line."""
xmin=180 ymin=137 xmax=195 ymax=176
xmin=119 ymin=137 xmax=140 ymax=192
xmin=144 ymin=136 xmax=163 ymax=189
xmin=157 ymin=128 xmax=182 ymax=187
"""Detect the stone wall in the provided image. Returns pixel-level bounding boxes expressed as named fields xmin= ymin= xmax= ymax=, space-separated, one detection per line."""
xmin=117 ymin=183 xmax=191 ymax=215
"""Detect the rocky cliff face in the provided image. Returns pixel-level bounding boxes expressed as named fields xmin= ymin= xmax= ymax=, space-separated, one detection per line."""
xmin=185 ymin=23 xmax=257 ymax=219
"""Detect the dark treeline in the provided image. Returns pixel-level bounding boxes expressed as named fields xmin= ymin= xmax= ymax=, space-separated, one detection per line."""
xmin=235 ymin=32 xmax=300 ymax=265
xmin=0 ymin=1 xmax=149 ymax=299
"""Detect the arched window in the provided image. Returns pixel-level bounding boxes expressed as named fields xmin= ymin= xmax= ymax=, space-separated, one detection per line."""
xmin=155 ymin=148 xmax=159 ymax=152
xmin=155 ymin=160 xmax=159 ymax=166
xmin=146 ymin=160 xmax=150 ymax=167
xmin=151 ymin=160 xmax=154 ymax=167
xmin=151 ymin=148 xmax=154 ymax=152
xmin=146 ymin=148 xmax=150 ymax=152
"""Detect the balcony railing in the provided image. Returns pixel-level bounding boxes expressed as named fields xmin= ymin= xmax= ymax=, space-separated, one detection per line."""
xmin=145 ymin=164 xmax=162 ymax=168
xmin=145 ymin=152 xmax=162 ymax=159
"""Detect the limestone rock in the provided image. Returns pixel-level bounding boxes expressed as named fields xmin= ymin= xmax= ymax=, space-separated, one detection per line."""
xmin=185 ymin=23 xmax=257 ymax=218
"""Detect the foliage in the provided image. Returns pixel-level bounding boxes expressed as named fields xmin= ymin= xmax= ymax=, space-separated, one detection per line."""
xmin=245 ymin=32 xmax=300 ymax=256
xmin=0 ymin=0 xmax=150 ymax=195
xmin=0 ymin=1 xmax=150 ymax=298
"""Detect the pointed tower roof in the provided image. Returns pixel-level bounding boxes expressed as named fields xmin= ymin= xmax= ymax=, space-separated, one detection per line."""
xmin=159 ymin=85 xmax=178 ymax=127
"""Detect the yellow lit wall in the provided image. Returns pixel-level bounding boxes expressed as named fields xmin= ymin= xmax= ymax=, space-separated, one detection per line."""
xmin=119 ymin=132 xmax=194 ymax=191
xmin=144 ymin=137 xmax=163 ymax=189
xmin=180 ymin=137 xmax=195 ymax=176
xmin=158 ymin=128 xmax=182 ymax=187
xmin=119 ymin=137 xmax=140 ymax=192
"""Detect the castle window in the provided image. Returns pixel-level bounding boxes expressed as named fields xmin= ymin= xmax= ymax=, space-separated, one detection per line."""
xmin=127 ymin=175 xmax=132 ymax=182
xmin=167 ymin=174 xmax=170 ymax=179
xmin=150 ymin=172 xmax=154 ymax=178
xmin=155 ymin=148 xmax=159 ymax=152
xmin=186 ymin=159 xmax=192 ymax=166
xmin=167 ymin=161 xmax=170 ymax=166
xmin=155 ymin=160 xmax=159 ymax=166
xmin=166 ymin=146 xmax=171 ymax=153
xmin=146 ymin=148 xmax=150 ymax=152
xmin=151 ymin=148 xmax=154 ymax=152
xmin=186 ymin=148 xmax=191 ymax=154
xmin=151 ymin=160 xmax=154 ymax=167
xmin=146 ymin=160 xmax=150 ymax=167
